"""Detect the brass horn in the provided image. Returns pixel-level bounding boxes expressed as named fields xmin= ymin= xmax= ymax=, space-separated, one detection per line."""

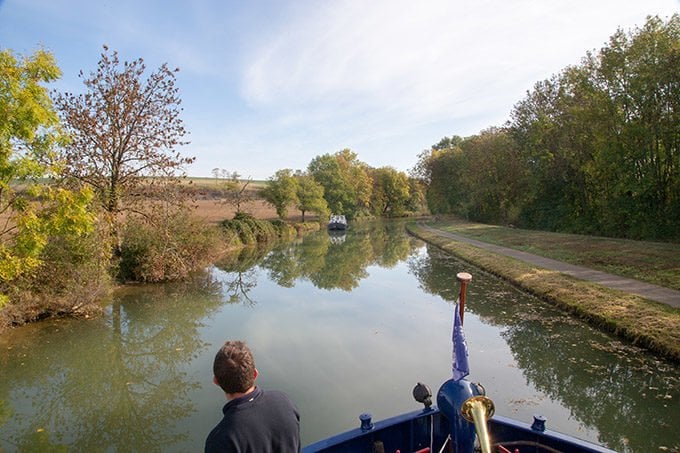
xmin=461 ymin=395 xmax=495 ymax=453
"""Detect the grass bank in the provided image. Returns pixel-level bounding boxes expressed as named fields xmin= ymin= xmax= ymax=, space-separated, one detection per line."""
xmin=429 ymin=219 xmax=680 ymax=290
xmin=407 ymin=221 xmax=680 ymax=362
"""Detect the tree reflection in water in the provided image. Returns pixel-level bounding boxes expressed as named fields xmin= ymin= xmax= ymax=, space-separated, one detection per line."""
xmin=259 ymin=221 xmax=420 ymax=292
xmin=408 ymin=243 xmax=680 ymax=453
xmin=2 ymin=222 xmax=676 ymax=452
xmin=0 ymin=271 xmax=225 ymax=451
xmin=213 ymin=221 xmax=420 ymax=299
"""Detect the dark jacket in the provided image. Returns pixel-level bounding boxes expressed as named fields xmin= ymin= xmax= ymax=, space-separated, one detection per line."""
xmin=205 ymin=386 xmax=300 ymax=453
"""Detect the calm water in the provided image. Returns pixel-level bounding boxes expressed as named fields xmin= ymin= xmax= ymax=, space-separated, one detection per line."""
xmin=0 ymin=221 xmax=678 ymax=452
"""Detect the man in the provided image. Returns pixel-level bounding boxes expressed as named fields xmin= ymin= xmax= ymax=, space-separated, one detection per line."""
xmin=205 ymin=340 xmax=301 ymax=453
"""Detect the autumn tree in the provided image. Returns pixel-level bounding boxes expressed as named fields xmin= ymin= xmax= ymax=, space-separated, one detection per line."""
xmin=0 ymin=49 xmax=97 ymax=306
xmin=53 ymin=46 xmax=193 ymax=226
xmin=307 ymin=149 xmax=371 ymax=219
xmin=370 ymin=166 xmax=410 ymax=216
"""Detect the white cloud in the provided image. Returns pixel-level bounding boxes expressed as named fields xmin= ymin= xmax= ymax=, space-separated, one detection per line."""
xmin=242 ymin=0 xmax=677 ymax=122
xmin=3 ymin=0 xmax=677 ymax=177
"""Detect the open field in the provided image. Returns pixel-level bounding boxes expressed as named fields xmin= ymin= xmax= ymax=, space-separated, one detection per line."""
xmin=184 ymin=176 xmax=268 ymax=191
xmin=190 ymin=197 xmax=310 ymax=224
xmin=0 ymin=197 xmax=311 ymax=227
xmin=184 ymin=178 xmax=318 ymax=223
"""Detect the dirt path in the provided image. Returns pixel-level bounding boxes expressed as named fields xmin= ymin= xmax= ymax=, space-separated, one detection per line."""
xmin=419 ymin=224 xmax=680 ymax=308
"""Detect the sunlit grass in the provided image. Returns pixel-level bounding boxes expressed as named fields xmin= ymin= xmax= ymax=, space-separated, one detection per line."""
xmin=407 ymin=222 xmax=680 ymax=362
xmin=432 ymin=219 xmax=680 ymax=291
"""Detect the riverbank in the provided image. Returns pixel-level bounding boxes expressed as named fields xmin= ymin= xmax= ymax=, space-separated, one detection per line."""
xmin=0 ymin=212 xmax=322 ymax=334
xmin=406 ymin=221 xmax=680 ymax=362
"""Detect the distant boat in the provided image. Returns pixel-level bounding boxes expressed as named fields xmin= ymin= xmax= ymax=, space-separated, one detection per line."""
xmin=327 ymin=215 xmax=347 ymax=231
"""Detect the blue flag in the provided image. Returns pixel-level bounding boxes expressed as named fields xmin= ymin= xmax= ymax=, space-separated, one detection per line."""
xmin=452 ymin=301 xmax=470 ymax=381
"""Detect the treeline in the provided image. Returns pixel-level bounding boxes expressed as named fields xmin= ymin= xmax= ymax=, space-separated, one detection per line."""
xmin=260 ymin=148 xmax=426 ymax=221
xmin=414 ymin=15 xmax=679 ymax=240
xmin=0 ymin=43 xmax=426 ymax=328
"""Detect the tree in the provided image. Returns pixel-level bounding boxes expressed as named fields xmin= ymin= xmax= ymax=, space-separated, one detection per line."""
xmin=0 ymin=49 xmax=96 ymax=305
xmin=260 ymin=169 xmax=299 ymax=219
xmin=222 ymin=173 xmax=254 ymax=215
xmin=432 ymin=135 xmax=464 ymax=151
xmin=370 ymin=167 xmax=410 ymax=216
xmin=458 ymin=128 xmax=526 ymax=224
xmin=295 ymin=174 xmax=328 ymax=222
xmin=307 ymin=149 xmax=371 ymax=219
xmin=594 ymin=14 xmax=680 ymax=238
xmin=406 ymin=177 xmax=427 ymax=213
xmin=412 ymin=145 xmax=466 ymax=215
xmin=508 ymin=14 xmax=679 ymax=238
xmin=53 ymin=46 xmax=193 ymax=224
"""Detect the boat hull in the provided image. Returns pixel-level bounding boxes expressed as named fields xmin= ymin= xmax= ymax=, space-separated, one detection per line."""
xmin=327 ymin=215 xmax=347 ymax=231
xmin=303 ymin=407 xmax=616 ymax=453
xmin=327 ymin=222 xmax=347 ymax=231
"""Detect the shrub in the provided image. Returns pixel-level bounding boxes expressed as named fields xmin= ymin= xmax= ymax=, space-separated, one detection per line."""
xmin=270 ymin=219 xmax=297 ymax=238
xmin=118 ymin=210 xmax=222 ymax=282
xmin=0 ymin=218 xmax=112 ymax=328
xmin=220 ymin=212 xmax=279 ymax=244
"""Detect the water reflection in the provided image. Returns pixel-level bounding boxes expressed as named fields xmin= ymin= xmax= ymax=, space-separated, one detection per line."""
xmin=258 ymin=222 xmax=419 ymax=291
xmin=409 ymin=244 xmax=680 ymax=452
xmin=505 ymin=320 xmax=678 ymax=452
xmin=0 ymin=222 xmax=677 ymax=453
xmin=0 ymin=272 xmax=225 ymax=451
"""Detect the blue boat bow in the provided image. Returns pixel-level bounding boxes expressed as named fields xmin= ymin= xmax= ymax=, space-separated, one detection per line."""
xmin=303 ymin=272 xmax=616 ymax=453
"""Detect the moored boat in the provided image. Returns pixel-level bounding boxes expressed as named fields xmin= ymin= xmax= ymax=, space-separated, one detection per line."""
xmin=303 ymin=273 xmax=616 ymax=453
xmin=328 ymin=215 xmax=347 ymax=231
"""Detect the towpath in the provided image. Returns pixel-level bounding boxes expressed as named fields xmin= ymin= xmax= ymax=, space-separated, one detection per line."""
xmin=418 ymin=224 xmax=680 ymax=308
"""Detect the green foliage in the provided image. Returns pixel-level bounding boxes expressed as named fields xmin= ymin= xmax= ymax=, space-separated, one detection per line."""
xmin=0 ymin=48 xmax=99 ymax=304
xmin=370 ymin=166 xmax=411 ymax=216
xmin=270 ymin=219 xmax=294 ymax=237
xmin=260 ymin=169 xmax=299 ymax=219
xmin=417 ymin=15 xmax=680 ymax=240
xmin=6 ymin=213 xmax=112 ymax=311
xmin=118 ymin=209 xmax=221 ymax=282
xmin=457 ymin=128 xmax=526 ymax=225
xmin=307 ymin=149 xmax=371 ymax=219
xmin=405 ymin=178 xmax=427 ymax=214
xmin=414 ymin=146 xmax=466 ymax=215
xmin=295 ymin=174 xmax=328 ymax=222
xmin=220 ymin=212 xmax=279 ymax=245
xmin=509 ymin=15 xmax=680 ymax=238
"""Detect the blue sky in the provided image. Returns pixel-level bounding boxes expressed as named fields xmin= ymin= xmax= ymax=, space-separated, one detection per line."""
xmin=1 ymin=0 xmax=677 ymax=179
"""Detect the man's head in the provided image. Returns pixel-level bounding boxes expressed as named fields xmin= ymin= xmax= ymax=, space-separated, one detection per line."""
xmin=213 ymin=340 xmax=257 ymax=394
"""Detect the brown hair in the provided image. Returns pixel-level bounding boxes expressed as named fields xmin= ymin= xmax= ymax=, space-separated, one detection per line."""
xmin=213 ymin=340 xmax=256 ymax=393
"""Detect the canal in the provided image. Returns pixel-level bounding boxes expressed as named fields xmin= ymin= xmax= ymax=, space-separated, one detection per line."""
xmin=0 ymin=221 xmax=677 ymax=452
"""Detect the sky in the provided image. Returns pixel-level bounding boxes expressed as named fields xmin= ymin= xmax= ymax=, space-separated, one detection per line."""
xmin=1 ymin=0 xmax=677 ymax=179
